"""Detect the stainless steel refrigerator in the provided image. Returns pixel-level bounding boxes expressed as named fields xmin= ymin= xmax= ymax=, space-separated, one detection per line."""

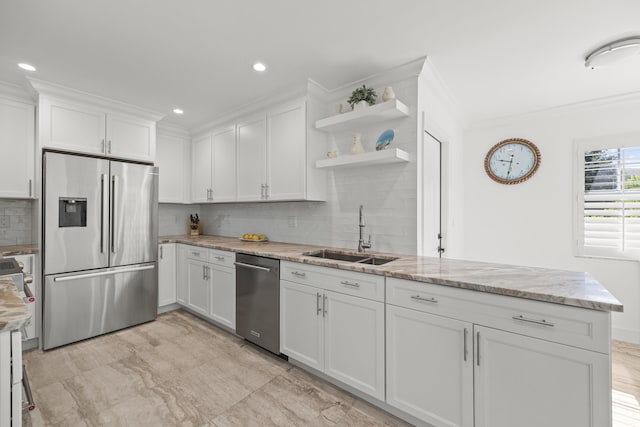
xmin=42 ymin=151 xmax=158 ymax=350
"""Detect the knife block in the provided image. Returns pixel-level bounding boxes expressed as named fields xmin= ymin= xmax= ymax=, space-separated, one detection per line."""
xmin=189 ymin=222 xmax=200 ymax=236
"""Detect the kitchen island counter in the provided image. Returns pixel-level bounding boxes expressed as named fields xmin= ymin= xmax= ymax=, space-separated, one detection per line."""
xmin=0 ymin=277 xmax=31 ymax=332
xmin=160 ymin=234 xmax=623 ymax=312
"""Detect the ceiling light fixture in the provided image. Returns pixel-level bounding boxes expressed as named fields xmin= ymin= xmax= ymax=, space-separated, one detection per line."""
xmin=173 ymin=108 xmax=184 ymax=115
xmin=253 ymin=62 xmax=267 ymax=72
xmin=18 ymin=63 xmax=36 ymax=72
xmin=585 ymin=36 xmax=640 ymax=69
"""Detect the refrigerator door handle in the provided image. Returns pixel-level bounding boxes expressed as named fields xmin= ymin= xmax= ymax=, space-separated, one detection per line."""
xmin=100 ymin=174 xmax=108 ymax=253
xmin=111 ymin=175 xmax=118 ymax=254
xmin=53 ymin=264 xmax=156 ymax=282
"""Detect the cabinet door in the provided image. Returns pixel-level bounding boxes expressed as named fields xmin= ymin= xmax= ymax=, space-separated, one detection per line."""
xmin=209 ymin=264 xmax=236 ymax=329
xmin=106 ymin=113 xmax=155 ymax=162
xmin=267 ymin=102 xmax=306 ymax=200
xmin=158 ymin=244 xmax=177 ymax=307
xmin=186 ymin=259 xmax=210 ymax=316
xmin=191 ymin=134 xmax=212 ymax=203
xmin=386 ymin=305 xmax=473 ymax=427
xmin=324 ymin=291 xmax=385 ymax=401
xmin=236 ymin=115 xmax=267 ymax=201
xmin=0 ymin=332 xmax=10 ymax=426
xmin=0 ymin=98 xmax=34 ymax=198
xmin=42 ymin=97 xmax=106 ymax=155
xmin=474 ymin=325 xmax=610 ymax=427
xmin=176 ymin=245 xmax=189 ymax=305
xmin=212 ymin=126 xmax=237 ymax=202
xmin=280 ymin=280 xmax=324 ymax=371
xmin=156 ymin=134 xmax=188 ymax=203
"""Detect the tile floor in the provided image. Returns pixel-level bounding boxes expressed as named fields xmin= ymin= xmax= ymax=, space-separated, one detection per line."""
xmin=21 ymin=310 xmax=640 ymax=426
xmin=22 ymin=310 xmax=409 ymax=426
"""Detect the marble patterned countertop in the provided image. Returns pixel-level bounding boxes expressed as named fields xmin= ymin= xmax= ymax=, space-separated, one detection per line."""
xmin=0 ymin=277 xmax=31 ymax=332
xmin=0 ymin=244 xmax=38 ymax=257
xmin=160 ymin=235 xmax=623 ymax=313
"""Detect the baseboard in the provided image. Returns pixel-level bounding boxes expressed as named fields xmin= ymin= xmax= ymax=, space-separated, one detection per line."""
xmin=157 ymin=303 xmax=181 ymax=314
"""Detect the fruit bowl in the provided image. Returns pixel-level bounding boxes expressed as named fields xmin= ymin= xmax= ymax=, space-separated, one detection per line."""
xmin=241 ymin=233 xmax=268 ymax=242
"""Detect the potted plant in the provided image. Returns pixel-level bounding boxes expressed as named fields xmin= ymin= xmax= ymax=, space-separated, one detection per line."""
xmin=348 ymin=85 xmax=377 ymax=110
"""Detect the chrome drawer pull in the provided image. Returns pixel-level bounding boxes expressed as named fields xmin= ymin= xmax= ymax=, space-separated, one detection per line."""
xmin=512 ymin=315 xmax=555 ymax=327
xmin=340 ymin=280 xmax=360 ymax=288
xmin=192 ymin=252 xmax=201 ymax=256
xmin=411 ymin=295 xmax=438 ymax=304
xmin=291 ymin=271 xmax=306 ymax=277
xmin=215 ymin=256 xmax=225 ymax=261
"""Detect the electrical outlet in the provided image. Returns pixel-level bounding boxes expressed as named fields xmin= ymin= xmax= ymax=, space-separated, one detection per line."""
xmin=287 ymin=216 xmax=298 ymax=228
xmin=0 ymin=216 xmax=9 ymax=228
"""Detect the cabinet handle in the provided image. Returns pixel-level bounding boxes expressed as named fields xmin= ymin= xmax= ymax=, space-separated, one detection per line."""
xmin=209 ymin=188 xmax=213 ymax=200
xmin=215 ymin=256 xmax=225 ymax=261
xmin=323 ymin=294 xmax=327 ymax=317
xmin=410 ymin=295 xmax=438 ymax=304
xmin=102 ymin=138 xmax=105 ymax=153
xmin=192 ymin=252 xmax=201 ymax=257
xmin=340 ymin=280 xmax=360 ymax=288
xmin=108 ymin=140 xmax=112 ymax=154
xmin=317 ymin=292 xmax=322 ymax=316
xmin=203 ymin=265 xmax=206 ymax=280
xmin=512 ymin=315 xmax=555 ymax=327
xmin=264 ymin=183 xmax=269 ymax=199
xmin=260 ymin=184 xmax=265 ymax=199
xmin=160 ymin=246 xmax=163 ymax=259
xmin=206 ymin=266 xmax=210 ymax=280
xmin=476 ymin=331 xmax=480 ymax=366
xmin=463 ymin=328 xmax=468 ymax=362
xmin=291 ymin=271 xmax=306 ymax=278
xmin=28 ymin=179 xmax=32 ymax=197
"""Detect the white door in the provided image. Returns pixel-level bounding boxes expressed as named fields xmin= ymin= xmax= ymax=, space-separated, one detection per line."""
xmin=474 ymin=325 xmax=610 ymax=427
xmin=324 ymin=291 xmax=385 ymax=401
xmin=0 ymin=98 xmax=34 ymax=198
xmin=43 ymin=97 xmax=106 ymax=155
xmin=156 ymin=134 xmax=187 ymax=203
xmin=191 ymin=134 xmax=212 ymax=203
xmin=209 ymin=264 xmax=236 ymax=329
xmin=267 ymin=102 xmax=306 ymax=200
xmin=106 ymin=113 xmax=155 ymax=162
xmin=386 ymin=305 xmax=473 ymax=427
xmin=158 ymin=244 xmax=177 ymax=307
xmin=176 ymin=245 xmax=189 ymax=305
xmin=280 ymin=280 xmax=324 ymax=371
xmin=236 ymin=114 xmax=267 ymax=201
xmin=186 ymin=259 xmax=210 ymax=316
xmin=212 ymin=126 xmax=237 ymax=202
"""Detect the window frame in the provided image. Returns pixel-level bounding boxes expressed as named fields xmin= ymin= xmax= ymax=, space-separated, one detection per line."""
xmin=575 ymin=132 xmax=640 ymax=262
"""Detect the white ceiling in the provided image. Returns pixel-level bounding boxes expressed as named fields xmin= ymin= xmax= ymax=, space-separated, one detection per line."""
xmin=1 ymin=0 xmax=640 ymax=130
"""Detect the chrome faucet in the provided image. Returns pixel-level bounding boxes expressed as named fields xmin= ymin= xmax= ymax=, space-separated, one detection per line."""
xmin=358 ymin=205 xmax=372 ymax=252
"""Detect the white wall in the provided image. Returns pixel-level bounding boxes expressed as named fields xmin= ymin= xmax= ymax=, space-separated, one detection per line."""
xmin=462 ymin=95 xmax=640 ymax=342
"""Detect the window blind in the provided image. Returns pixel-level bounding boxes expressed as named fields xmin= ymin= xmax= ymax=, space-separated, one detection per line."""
xmin=582 ymin=147 xmax=640 ymax=259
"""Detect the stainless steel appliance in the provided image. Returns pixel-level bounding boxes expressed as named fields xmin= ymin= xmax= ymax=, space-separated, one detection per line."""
xmin=42 ymin=151 xmax=158 ymax=350
xmin=234 ymin=254 xmax=280 ymax=354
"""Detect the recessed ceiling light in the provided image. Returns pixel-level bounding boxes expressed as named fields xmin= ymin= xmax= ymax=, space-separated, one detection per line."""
xmin=173 ymin=108 xmax=184 ymax=115
xmin=585 ymin=36 xmax=640 ymax=69
xmin=253 ymin=62 xmax=267 ymax=72
xmin=18 ymin=63 xmax=36 ymax=72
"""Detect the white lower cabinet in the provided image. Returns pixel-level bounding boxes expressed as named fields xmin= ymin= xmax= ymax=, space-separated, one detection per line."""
xmin=386 ymin=305 xmax=473 ymax=427
xmin=176 ymin=245 xmax=189 ymax=305
xmin=0 ymin=330 xmax=22 ymax=427
xmin=473 ymin=325 xmax=609 ymax=427
xmin=208 ymin=262 xmax=236 ymax=330
xmin=280 ymin=262 xmax=385 ymax=401
xmin=158 ymin=243 xmax=177 ymax=307
xmin=186 ymin=258 xmax=210 ymax=316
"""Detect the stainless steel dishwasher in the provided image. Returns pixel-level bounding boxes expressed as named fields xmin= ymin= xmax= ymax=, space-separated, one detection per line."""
xmin=235 ymin=253 xmax=281 ymax=354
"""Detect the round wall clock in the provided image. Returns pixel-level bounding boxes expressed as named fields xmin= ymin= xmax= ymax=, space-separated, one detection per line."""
xmin=484 ymin=138 xmax=541 ymax=185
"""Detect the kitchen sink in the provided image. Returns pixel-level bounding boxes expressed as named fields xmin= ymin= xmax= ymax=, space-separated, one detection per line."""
xmin=304 ymin=249 xmax=398 ymax=266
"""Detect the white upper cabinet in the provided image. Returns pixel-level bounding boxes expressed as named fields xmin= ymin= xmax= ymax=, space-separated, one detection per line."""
xmin=157 ymin=130 xmax=190 ymax=203
xmin=191 ymin=134 xmax=212 ymax=203
xmin=236 ymin=114 xmax=267 ymax=201
xmin=31 ymin=79 xmax=162 ymax=162
xmin=0 ymin=97 xmax=35 ymax=198
xmin=212 ymin=126 xmax=237 ymax=202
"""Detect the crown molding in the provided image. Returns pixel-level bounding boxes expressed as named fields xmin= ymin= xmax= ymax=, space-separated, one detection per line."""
xmin=27 ymin=77 xmax=165 ymax=121
xmin=156 ymin=122 xmax=191 ymax=139
xmin=0 ymin=80 xmax=35 ymax=104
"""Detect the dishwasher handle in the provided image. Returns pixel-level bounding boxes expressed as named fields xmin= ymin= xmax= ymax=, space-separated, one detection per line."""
xmin=234 ymin=261 xmax=272 ymax=273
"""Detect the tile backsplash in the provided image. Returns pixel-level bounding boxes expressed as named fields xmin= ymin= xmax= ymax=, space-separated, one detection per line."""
xmin=159 ymin=204 xmax=201 ymax=236
xmin=0 ymin=199 xmax=35 ymax=246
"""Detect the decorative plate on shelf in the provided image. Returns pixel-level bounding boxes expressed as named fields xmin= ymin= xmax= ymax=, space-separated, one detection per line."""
xmin=240 ymin=234 xmax=269 ymax=242
xmin=376 ymin=129 xmax=395 ymax=151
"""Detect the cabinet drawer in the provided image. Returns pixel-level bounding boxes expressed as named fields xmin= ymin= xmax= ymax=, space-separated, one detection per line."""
xmin=282 ymin=261 xmax=384 ymax=302
xmin=387 ymin=277 xmax=610 ymax=353
xmin=209 ymin=249 xmax=235 ymax=267
xmin=186 ymin=247 xmax=209 ymax=261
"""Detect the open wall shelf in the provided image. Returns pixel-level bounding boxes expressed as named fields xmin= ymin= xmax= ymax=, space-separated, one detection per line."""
xmin=315 ymin=148 xmax=409 ymax=169
xmin=315 ymin=99 xmax=409 ymax=133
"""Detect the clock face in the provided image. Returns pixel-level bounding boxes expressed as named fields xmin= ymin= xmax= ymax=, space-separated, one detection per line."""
xmin=484 ymin=138 xmax=540 ymax=184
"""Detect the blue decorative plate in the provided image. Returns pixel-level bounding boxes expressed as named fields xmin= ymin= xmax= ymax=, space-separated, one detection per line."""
xmin=376 ymin=129 xmax=394 ymax=151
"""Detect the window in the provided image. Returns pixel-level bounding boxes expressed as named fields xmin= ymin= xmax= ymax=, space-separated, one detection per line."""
xmin=576 ymin=133 xmax=640 ymax=260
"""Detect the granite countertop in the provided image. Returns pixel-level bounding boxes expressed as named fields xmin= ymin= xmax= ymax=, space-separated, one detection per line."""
xmin=0 ymin=244 xmax=38 ymax=257
xmin=0 ymin=277 xmax=31 ymax=332
xmin=160 ymin=235 xmax=623 ymax=312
